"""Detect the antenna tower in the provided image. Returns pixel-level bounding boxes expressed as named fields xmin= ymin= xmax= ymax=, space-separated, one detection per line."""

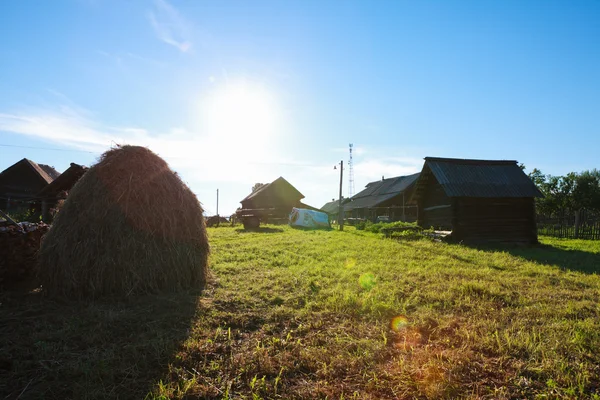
xmin=348 ymin=143 xmax=355 ymax=197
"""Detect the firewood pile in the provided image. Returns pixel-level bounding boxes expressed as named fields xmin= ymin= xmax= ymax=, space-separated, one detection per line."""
xmin=0 ymin=222 xmax=50 ymax=287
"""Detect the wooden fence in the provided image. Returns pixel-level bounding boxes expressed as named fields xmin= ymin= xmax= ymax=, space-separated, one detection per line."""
xmin=537 ymin=217 xmax=600 ymax=240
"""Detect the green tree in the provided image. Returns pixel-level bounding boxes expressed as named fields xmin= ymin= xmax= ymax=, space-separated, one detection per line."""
xmin=573 ymin=169 xmax=600 ymax=212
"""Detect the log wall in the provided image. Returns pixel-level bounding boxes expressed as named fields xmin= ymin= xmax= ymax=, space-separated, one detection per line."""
xmin=453 ymin=197 xmax=538 ymax=244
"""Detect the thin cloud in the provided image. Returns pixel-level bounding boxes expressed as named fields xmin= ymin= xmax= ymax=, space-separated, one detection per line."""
xmin=0 ymin=101 xmax=428 ymax=214
xmin=147 ymin=0 xmax=192 ymax=53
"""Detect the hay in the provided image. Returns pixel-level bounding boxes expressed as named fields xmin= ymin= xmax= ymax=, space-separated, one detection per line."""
xmin=38 ymin=145 xmax=209 ymax=298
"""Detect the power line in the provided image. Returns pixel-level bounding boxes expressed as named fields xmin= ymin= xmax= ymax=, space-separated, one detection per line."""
xmin=0 ymin=143 xmax=324 ymax=167
xmin=0 ymin=143 xmax=99 ymax=154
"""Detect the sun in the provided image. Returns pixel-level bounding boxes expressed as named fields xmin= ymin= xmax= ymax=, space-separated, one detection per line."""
xmin=203 ymin=81 xmax=279 ymax=152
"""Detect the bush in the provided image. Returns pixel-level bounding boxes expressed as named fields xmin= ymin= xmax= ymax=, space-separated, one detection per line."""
xmin=389 ymin=228 xmax=434 ymax=241
xmin=365 ymin=220 xmax=417 ymax=233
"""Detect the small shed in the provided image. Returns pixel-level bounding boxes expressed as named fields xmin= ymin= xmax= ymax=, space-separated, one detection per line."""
xmin=412 ymin=157 xmax=543 ymax=244
xmin=344 ymin=173 xmax=420 ymax=222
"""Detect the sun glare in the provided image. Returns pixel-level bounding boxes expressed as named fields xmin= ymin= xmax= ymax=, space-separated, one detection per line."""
xmin=204 ymin=82 xmax=279 ymax=153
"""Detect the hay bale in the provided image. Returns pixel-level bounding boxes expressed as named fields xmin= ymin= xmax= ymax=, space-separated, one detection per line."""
xmin=38 ymin=145 xmax=209 ymax=298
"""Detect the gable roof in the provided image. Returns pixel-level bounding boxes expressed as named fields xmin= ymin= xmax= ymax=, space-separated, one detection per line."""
xmin=344 ymin=173 xmax=420 ymax=211
xmin=0 ymin=158 xmax=57 ymax=186
xmin=241 ymin=176 xmax=304 ymax=203
xmin=321 ymin=199 xmax=341 ymax=214
xmin=38 ymin=164 xmax=61 ymax=181
xmin=38 ymin=163 xmax=88 ymax=198
xmin=414 ymin=157 xmax=543 ymax=199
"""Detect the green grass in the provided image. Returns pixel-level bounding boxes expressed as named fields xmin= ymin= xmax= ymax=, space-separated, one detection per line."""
xmin=2 ymin=226 xmax=600 ymax=399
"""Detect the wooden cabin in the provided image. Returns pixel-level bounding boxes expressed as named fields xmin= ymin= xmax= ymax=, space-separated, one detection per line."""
xmin=321 ymin=199 xmax=341 ymax=217
xmin=344 ymin=173 xmax=420 ymax=222
xmin=0 ymin=158 xmax=59 ymax=215
xmin=238 ymin=177 xmax=317 ymax=227
xmin=241 ymin=177 xmax=304 ymax=210
xmin=37 ymin=163 xmax=88 ymax=221
xmin=412 ymin=157 xmax=543 ymax=244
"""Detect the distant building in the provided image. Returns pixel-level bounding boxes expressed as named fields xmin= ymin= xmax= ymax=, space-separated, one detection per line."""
xmin=0 ymin=159 xmax=59 ymax=215
xmin=0 ymin=159 xmax=87 ymax=221
xmin=344 ymin=173 xmax=421 ymax=222
xmin=238 ymin=176 xmax=317 ymax=228
xmin=38 ymin=163 xmax=88 ymax=221
xmin=412 ymin=157 xmax=543 ymax=244
xmin=320 ymin=199 xmax=342 ymax=215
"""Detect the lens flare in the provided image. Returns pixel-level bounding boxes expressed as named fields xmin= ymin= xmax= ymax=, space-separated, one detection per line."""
xmin=345 ymin=258 xmax=356 ymax=268
xmin=390 ymin=315 xmax=409 ymax=332
xmin=359 ymin=273 xmax=376 ymax=291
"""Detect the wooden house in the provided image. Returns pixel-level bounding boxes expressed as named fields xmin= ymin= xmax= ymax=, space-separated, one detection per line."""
xmin=238 ymin=177 xmax=317 ymax=227
xmin=321 ymin=199 xmax=341 ymax=216
xmin=37 ymin=163 xmax=88 ymax=221
xmin=412 ymin=157 xmax=543 ymax=244
xmin=0 ymin=158 xmax=60 ymax=215
xmin=344 ymin=173 xmax=420 ymax=222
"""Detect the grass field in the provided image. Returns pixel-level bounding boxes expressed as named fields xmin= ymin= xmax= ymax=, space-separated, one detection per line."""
xmin=1 ymin=226 xmax=600 ymax=399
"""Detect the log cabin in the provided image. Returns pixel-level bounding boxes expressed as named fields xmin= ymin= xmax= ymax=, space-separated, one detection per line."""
xmin=412 ymin=157 xmax=543 ymax=244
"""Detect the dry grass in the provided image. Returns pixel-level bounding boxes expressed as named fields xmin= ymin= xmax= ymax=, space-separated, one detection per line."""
xmin=38 ymin=146 xmax=209 ymax=298
xmin=2 ymin=226 xmax=600 ymax=399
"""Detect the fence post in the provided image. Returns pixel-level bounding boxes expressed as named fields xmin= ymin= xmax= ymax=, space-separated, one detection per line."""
xmin=574 ymin=209 xmax=581 ymax=239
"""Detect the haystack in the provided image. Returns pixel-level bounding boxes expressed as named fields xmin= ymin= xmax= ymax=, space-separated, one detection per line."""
xmin=38 ymin=145 xmax=209 ymax=298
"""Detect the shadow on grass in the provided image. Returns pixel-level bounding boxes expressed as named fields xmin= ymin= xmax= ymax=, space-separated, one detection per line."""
xmin=0 ymin=287 xmax=203 ymax=399
xmin=235 ymin=227 xmax=284 ymax=233
xmin=468 ymin=242 xmax=600 ymax=275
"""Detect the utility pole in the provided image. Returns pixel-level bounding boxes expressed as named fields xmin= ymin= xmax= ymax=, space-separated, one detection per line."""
xmin=216 ymin=189 xmax=220 ymax=227
xmin=337 ymin=160 xmax=344 ymax=231
xmin=348 ymin=143 xmax=355 ymax=198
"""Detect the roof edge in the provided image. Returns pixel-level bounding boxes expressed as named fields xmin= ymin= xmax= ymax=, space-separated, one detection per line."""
xmin=425 ymin=157 xmax=518 ymax=166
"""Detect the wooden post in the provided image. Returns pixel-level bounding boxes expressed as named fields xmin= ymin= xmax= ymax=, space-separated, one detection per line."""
xmin=41 ymin=200 xmax=49 ymax=222
xmin=338 ymin=160 xmax=344 ymax=231
xmin=574 ymin=208 xmax=581 ymax=239
xmin=216 ymin=189 xmax=220 ymax=227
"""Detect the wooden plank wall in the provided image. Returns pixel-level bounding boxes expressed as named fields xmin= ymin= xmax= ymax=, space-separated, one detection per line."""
xmin=418 ymin=178 xmax=453 ymax=229
xmin=453 ymin=197 xmax=537 ymax=244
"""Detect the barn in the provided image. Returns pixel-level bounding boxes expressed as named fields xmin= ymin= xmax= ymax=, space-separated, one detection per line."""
xmin=344 ymin=173 xmax=420 ymax=222
xmin=412 ymin=157 xmax=543 ymax=244
xmin=237 ymin=177 xmax=317 ymax=227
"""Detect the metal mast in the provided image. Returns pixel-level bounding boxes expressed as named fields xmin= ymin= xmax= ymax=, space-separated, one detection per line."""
xmin=348 ymin=143 xmax=355 ymax=198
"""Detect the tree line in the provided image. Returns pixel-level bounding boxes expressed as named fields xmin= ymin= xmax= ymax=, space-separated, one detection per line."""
xmin=527 ymin=167 xmax=600 ymax=220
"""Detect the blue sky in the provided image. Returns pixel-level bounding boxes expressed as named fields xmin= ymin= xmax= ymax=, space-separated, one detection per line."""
xmin=1 ymin=0 xmax=599 ymax=214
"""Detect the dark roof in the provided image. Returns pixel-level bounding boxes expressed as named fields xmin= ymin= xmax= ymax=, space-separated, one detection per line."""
xmin=38 ymin=163 xmax=88 ymax=198
xmin=298 ymin=201 xmax=321 ymax=212
xmin=321 ymin=200 xmax=341 ymax=214
xmin=241 ymin=176 xmax=304 ymax=203
xmin=0 ymin=158 xmax=57 ymax=186
xmin=344 ymin=173 xmax=420 ymax=211
xmin=38 ymin=164 xmax=61 ymax=181
xmin=415 ymin=157 xmax=543 ymax=199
